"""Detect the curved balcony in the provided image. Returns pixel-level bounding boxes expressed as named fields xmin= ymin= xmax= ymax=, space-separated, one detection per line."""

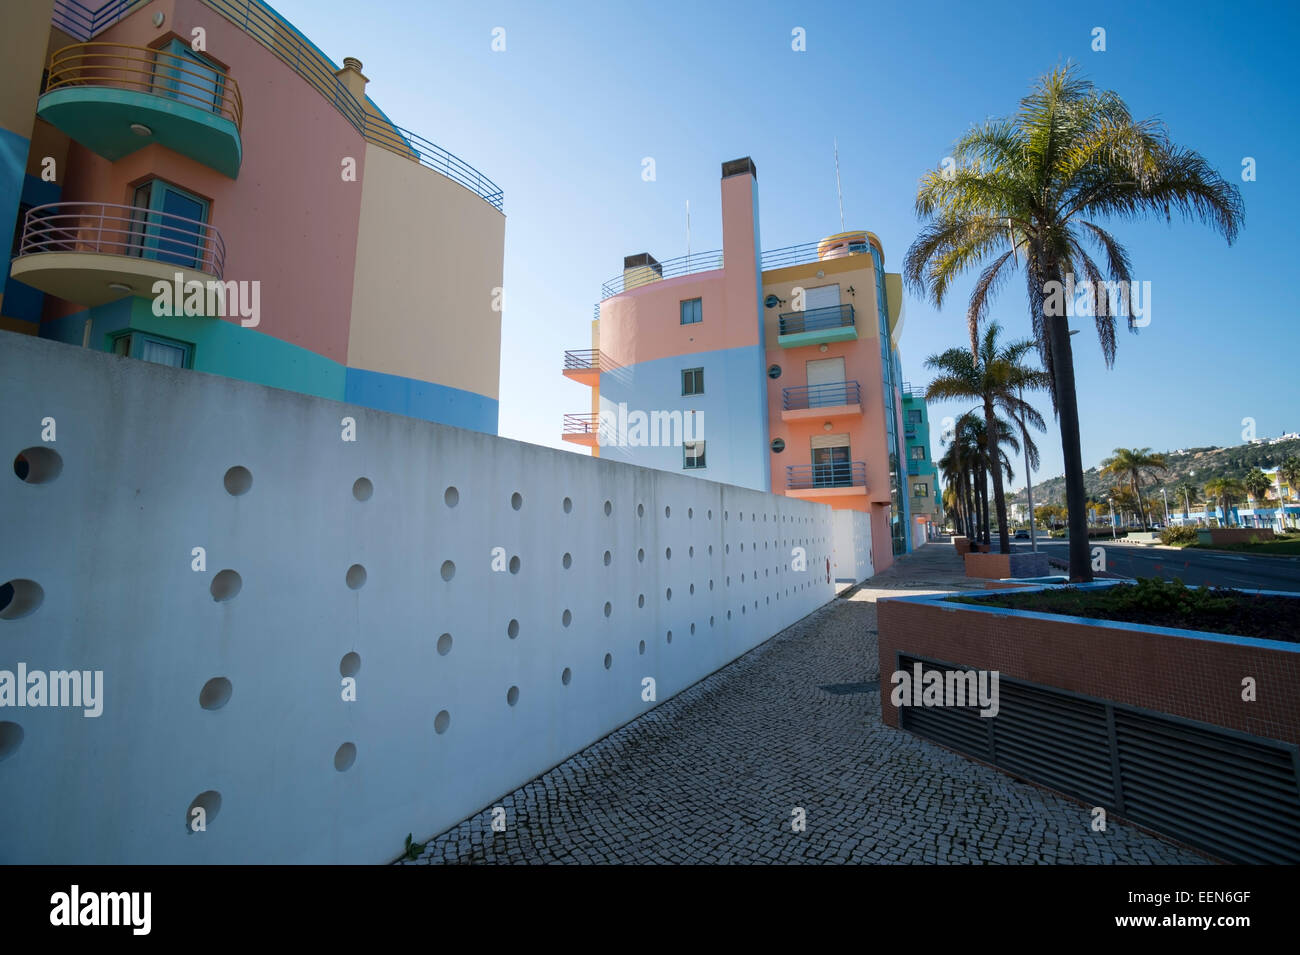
xmin=10 ymin=202 xmax=226 ymax=307
xmin=39 ymin=42 xmax=243 ymax=178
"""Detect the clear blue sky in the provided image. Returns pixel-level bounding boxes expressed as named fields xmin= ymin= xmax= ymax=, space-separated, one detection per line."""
xmin=273 ymin=0 xmax=1300 ymax=489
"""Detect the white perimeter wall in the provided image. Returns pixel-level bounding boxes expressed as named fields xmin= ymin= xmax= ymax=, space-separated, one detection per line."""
xmin=0 ymin=334 xmax=837 ymax=863
xmin=832 ymin=509 xmax=873 ymax=584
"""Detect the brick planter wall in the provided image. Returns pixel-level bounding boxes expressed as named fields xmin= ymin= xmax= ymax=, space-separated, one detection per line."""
xmin=877 ymin=591 xmax=1300 ymax=745
xmin=1197 ymin=528 xmax=1276 ymax=546
xmin=952 ymin=536 xmax=971 ymax=556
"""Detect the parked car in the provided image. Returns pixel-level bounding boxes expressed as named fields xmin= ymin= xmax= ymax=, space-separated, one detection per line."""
xmin=1014 ymin=529 xmax=1031 ymax=540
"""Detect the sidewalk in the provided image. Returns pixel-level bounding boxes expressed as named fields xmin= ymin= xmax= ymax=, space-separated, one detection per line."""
xmin=849 ymin=537 xmax=985 ymax=602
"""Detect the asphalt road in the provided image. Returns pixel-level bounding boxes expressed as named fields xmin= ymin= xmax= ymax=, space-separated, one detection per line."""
xmin=1031 ymin=540 xmax=1300 ymax=592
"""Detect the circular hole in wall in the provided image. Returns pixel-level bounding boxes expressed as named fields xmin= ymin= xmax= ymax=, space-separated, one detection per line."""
xmin=511 ymin=492 xmax=523 ymax=511
xmin=223 ymin=466 xmax=252 ymax=496
xmin=437 ymin=632 xmax=453 ymax=655
xmin=509 ymin=556 xmax=521 ymax=574
xmin=638 ymin=640 xmax=646 ymax=655
xmin=562 ymin=609 xmax=572 ymax=627
xmin=603 ymin=653 xmax=612 ymax=670
xmin=665 ymin=587 xmax=672 ymax=601
xmin=434 ymin=710 xmax=451 ymax=734
xmin=339 ymin=652 xmax=361 ymax=677
xmin=334 ymin=742 xmax=357 ymax=772
xmin=444 ymin=486 xmax=459 ymax=507
xmin=0 ymin=579 xmax=43 ymax=620
xmin=0 ymin=721 xmax=24 ymax=761
xmin=638 ymin=594 xmax=645 ymax=608
xmin=689 ymin=546 xmax=694 ymax=558
xmin=562 ymin=552 xmax=572 ymax=569
xmin=603 ymin=601 xmax=612 ymax=618
xmin=563 ymin=496 xmax=572 ymax=513
xmin=440 ymin=560 xmax=456 ymax=582
xmin=199 ymin=677 xmax=232 ymax=710
xmin=561 ymin=667 xmax=572 ymax=686
xmin=666 ymin=630 xmax=673 ymax=644
xmin=603 ymin=551 xmax=611 ymax=566
xmin=770 ymin=438 xmax=785 ymax=453
xmin=690 ymin=622 xmax=696 ymax=634
xmin=186 ymin=790 xmax=221 ymax=831
xmin=507 ymin=685 xmax=520 ymax=706
xmin=352 ymin=477 xmax=373 ymax=501
xmin=209 ymin=570 xmax=241 ymax=603
xmin=689 ymin=583 xmax=695 ymax=594
xmin=604 ymin=500 xmax=612 ymax=516
xmin=507 ymin=619 xmax=519 ymax=639
xmin=688 ymin=507 xmax=694 ymax=519
xmin=710 ymin=616 xmax=715 ymax=627
xmin=665 ymin=547 xmax=672 ymax=560
xmin=637 ymin=548 xmax=645 ymax=563
xmin=665 ymin=506 xmax=671 ymax=518
xmin=346 ymin=564 xmax=367 ymax=590
xmin=637 ymin=503 xmax=644 ymax=518
xmin=768 ymin=363 xmax=782 ymax=379
xmin=13 ymin=447 xmax=62 ymax=485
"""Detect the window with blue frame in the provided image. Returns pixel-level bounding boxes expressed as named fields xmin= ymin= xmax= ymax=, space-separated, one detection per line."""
xmin=128 ymin=179 xmax=210 ymax=270
xmin=111 ymin=331 xmax=194 ymax=369
xmin=680 ymin=298 xmax=702 ymax=325
xmin=153 ymin=38 xmax=226 ymax=113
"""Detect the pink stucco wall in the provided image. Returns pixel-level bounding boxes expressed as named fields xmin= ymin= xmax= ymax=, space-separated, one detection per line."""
xmin=50 ymin=0 xmax=366 ymax=364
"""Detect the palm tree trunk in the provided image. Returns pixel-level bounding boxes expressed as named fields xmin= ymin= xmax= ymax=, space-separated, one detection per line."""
xmin=985 ymin=396 xmax=1010 ymax=552
xmin=1046 ymin=309 xmax=1093 ymax=582
xmin=1132 ymin=472 xmax=1149 ymax=530
xmin=978 ymin=460 xmax=990 ymax=545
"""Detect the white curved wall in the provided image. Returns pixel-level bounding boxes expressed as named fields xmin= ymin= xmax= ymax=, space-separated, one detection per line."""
xmin=0 ymin=333 xmax=836 ymax=863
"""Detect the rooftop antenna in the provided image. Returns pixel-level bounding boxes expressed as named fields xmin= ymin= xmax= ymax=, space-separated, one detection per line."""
xmin=834 ymin=138 xmax=845 ymax=232
xmin=685 ymin=199 xmax=690 ymax=270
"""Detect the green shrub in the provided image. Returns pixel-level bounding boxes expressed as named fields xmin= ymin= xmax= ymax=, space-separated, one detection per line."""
xmin=1160 ymin=525 xmax=1199 ymax=546
xmin=1109 ymin=577 xmax=1233 ymax=617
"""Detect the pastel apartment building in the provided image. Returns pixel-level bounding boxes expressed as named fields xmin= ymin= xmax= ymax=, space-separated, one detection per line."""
xmin=562 ymin=157 xmax=913 ymax=569
xmin=901 ymin=383 xmax=941 ymax=544
xmin=2 ymin=0 xmax=504 ymax=433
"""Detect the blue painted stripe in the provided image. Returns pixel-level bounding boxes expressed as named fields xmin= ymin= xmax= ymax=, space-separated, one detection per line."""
xmin=345 ymin=366 xmax=498 ymax=434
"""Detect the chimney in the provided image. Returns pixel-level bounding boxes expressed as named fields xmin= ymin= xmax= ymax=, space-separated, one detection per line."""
xmin=622 ymin=252 xmax=662 ymax=291
xmin=335 ymin=57 xmax=369 ymax=101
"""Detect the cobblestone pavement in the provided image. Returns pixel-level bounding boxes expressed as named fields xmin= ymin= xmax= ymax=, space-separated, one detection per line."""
xmin=404 ymin=546 xmax=1208 ymax=865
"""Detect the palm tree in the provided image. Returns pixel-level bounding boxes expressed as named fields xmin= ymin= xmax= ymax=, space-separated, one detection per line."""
xmin=1203 ymin=477 xmax=1246 ymax=527
xmin=1172 ymin=481 xmax=1200 ymax=520
xmin=1279 ymin=456 xmax=1300 ymax=527
xmin=904 ymin=64 xmax=1243 ymax=581
xmin=1100 ymin=448 xmax=1168 ymax=530
xmin=925 ymin=323 xmax=1049 ymax=552
xmin=1243 ymin=468 xmax=1273 ymax=525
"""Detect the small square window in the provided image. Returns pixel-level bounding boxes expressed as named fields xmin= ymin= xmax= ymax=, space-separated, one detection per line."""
xmin=682 ymin=367 xmax=704 ymax=396
xmin=913 ymin=482 xmax=929 ymax=498
xmin=906 ymin=409 xmax=923 ymax=425
xmin=684 ymin=440 xmax=706 ymax=469
xmin=909 ymin=445 xmax=926 ymax=460
xmin=680 ymin=298 xmax=702 ymax=325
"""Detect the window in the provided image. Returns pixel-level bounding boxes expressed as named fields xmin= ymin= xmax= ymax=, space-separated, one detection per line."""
xmin=767 ymin=364 xmax=782 ymax=379
xmin=682 ymin=367 xmax=704 ymax=396
xmin=913 ymin=482 xmax=929 ymax=498
xmin=679 ymin=298 xmax=702 ymax=325
xmin=111 ymin=332 xmax=193 ymax=369
xmin=770 ymin=438 xmax=785 ymax=453
xmin=155 ymin=37 xmax=226 ymax=113
xmin=683 ymin=440 xmax=706 ymax=469
xmin=906 ymin=409 xmax=923 ymax=425
xmin=909 ymin=445 xmax=926 ymax=461
xmin=128 ymin=179 xmax=210 ymax=269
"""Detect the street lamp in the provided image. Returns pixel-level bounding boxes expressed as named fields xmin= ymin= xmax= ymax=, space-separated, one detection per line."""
xmin=1161 ymin=488 xmax=1170 ymax=527
xmin=1109 ymin=497 xmax=1116 ymax=539
xmin=1274 ymin=468 xmax=1288 ymax=533
xmin=1188 ymin=469 xmax=1197 ymax=525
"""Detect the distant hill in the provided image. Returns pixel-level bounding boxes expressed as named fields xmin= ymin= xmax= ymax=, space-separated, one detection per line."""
xmin=1012 ymin=438 xmax=1300 ymax=506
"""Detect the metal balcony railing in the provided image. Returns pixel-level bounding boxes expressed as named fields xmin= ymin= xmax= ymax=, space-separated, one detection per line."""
xmin=760 ymin=238 xmax=870 ymax=271
xmin=17 ymin=201 xmax=227 ymax=277
xmin=786 ymin=462 xmax=867 ymax=490
xmin=778 ymin=304 xmax=855 ymax=336
xmin=51 ymin=0 xmax=136 ymax=40
xmin=563 ymin=350 xmax=600 ymax=371
xmin=782 ymin=380 xmax=861 ymax=411
xmin=45 ymin=42 xmax=244 ymax=131
xmin=600 ymin=249 xmax=723 ymax=299
xmin=363 ymin=118 xmax=503 ymax=210
xmin=562 ymin=413 xmax=600 ymax=435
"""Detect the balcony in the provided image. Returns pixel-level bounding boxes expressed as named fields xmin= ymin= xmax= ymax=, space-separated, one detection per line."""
xmin=785 ymin=462 xmax=868 ymax=499
xmin=10 ymin=201 xmax=226 ymax=307
xmin=39 ymin=42 xmax=244 ymax=178
xmin=562 ymin=349 xmax=610 ymax=387
xmin=780 ymin=380 xmax=862 ymax=422
xmin=777 ymin=304 xmax=856 ymax=348
xmin=561 ymin=413 xmax=600 ymax=448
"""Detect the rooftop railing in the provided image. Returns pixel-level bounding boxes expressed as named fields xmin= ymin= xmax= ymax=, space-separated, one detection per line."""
xmin=761 ymin=238 xmax=872 ymax=272
xmin=51 ymin=0 xmax=137 ymax=40
xmin=17 ymin=201 xmax=227 ymax=276
xmin=599 ymin=250 xmax=723 ymax=299
xmin=45 ymin=42 xmax=244 ymax=131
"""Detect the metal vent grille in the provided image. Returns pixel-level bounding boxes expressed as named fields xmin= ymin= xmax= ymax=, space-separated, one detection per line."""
xmin=896 ymin=654 xmax=1300 ymax=864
